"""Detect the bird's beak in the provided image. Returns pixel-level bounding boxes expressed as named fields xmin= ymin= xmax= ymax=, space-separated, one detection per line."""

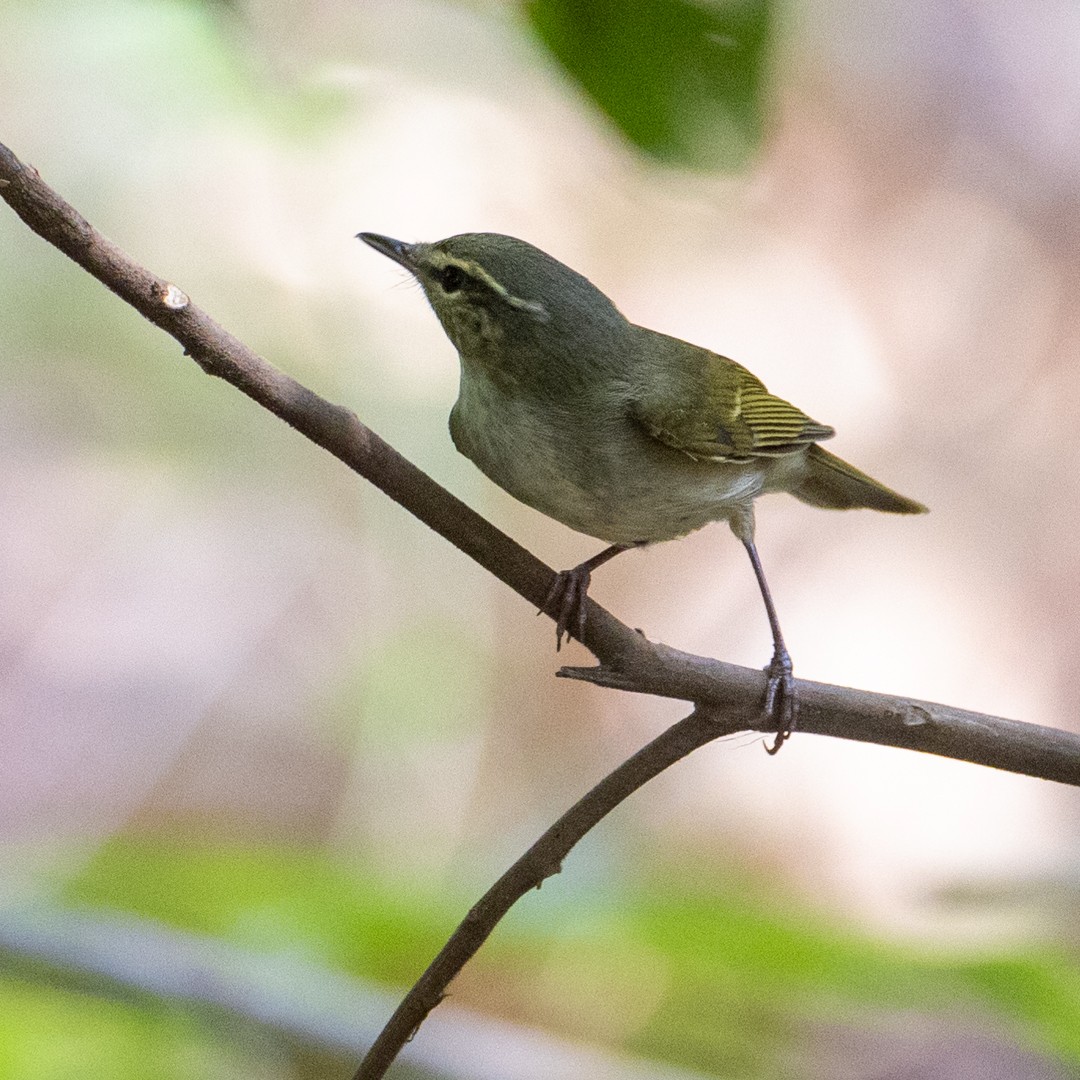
xmin=357 ymin=232 xmax=418 ymax=272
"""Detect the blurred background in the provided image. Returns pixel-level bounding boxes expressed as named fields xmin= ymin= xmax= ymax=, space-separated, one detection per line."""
xmin=2 ymin=0 xmax=1080 ymax=1076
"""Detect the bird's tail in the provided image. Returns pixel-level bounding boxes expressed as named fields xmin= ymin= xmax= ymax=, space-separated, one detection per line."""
xmin=791 ymin=444 xmax=927 ymax=514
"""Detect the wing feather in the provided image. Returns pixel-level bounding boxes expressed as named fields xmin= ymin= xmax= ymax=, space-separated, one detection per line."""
xmin=632 ymin=337 xmax=834 ymax=463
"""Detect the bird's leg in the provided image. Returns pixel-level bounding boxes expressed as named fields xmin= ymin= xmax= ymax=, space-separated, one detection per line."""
xmin=742 ymin=539 xmax=797 ymax=754
xmin=543 ymin=543 xmax=640 ymax=649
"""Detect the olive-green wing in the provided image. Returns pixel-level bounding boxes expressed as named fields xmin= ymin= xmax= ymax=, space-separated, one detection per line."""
xmin=631 ymin=342 xmax=834 ymax=462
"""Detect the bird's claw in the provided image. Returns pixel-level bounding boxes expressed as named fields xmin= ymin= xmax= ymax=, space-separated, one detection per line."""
xmin=541 ymin=566 xmax=591 ymax=650
xmin=763 ymin=649 xmax=797 ymax=755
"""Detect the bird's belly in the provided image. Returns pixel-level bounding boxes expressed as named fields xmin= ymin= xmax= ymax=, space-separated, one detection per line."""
xmin=450 ymin=387 xmax=770 ymax=545
xmin=591 ymin=456 xmax=768 ymax=542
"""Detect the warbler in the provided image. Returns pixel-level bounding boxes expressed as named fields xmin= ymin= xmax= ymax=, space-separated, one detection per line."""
xmin=359 ymin=231 xmax=926 ymax=751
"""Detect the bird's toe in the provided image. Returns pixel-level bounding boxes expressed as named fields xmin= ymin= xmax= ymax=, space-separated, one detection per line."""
xmin=763 ymin=651 xmax=798 ymax=755
xmin=543 ymin=567 xmax=592 ymax=650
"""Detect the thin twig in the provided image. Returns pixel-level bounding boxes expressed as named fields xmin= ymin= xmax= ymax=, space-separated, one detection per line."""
xmin=351 ymin=705 xmax=744 ymax=1080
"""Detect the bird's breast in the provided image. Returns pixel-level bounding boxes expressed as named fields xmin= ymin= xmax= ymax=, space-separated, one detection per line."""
xmin=449 ymin=371 xmax=779 ymax=545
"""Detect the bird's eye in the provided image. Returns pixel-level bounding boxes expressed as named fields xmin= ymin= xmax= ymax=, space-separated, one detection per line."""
xmin=437 ymin=265 xmax=467 ymax=293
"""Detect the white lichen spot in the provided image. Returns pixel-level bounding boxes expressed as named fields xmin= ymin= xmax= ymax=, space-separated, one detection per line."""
xmin=161 ymin=283 xmax=189 ymax=310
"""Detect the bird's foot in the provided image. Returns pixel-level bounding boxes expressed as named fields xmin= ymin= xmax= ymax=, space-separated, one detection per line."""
xmin=542 ymin=564 xmax=592 ymax=650
xmin=762 ymin=648 xmax=797 ymax=755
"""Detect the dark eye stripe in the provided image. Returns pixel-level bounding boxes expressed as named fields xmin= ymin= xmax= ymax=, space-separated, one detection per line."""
xmin=437 ymin=265 xmax=467 ymax=293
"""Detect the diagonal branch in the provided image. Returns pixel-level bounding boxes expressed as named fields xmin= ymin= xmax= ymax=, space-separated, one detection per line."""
xmin=3 ymin=138 xmax=1079 ymax=1080
xmin=2 ymin=140 xmax=1076 ymax=784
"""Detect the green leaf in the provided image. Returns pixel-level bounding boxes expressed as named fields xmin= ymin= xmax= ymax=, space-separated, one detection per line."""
xmin=526 ymin=0 xmax=772 ymax=168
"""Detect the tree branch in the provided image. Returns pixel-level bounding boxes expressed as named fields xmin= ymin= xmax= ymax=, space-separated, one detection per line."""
xmin=3 ymin=139 xmax=1079 ymax=1080
xmin=352 ymin=705 xmax=743 ymax=1079
xmin=2 ymin=140 xmax=1075 ymax=783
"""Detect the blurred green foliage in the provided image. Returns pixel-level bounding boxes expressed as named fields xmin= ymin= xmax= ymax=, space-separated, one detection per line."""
xmin=526 ymin=0 xmax=771 ymax=168
xmin=0 ymin=971 xmax=287 ymax=1080
xmin=2 ymin=839 xmax=1060 ymax=1077
xmin=65 ymin=840 xmax=460 ymax=989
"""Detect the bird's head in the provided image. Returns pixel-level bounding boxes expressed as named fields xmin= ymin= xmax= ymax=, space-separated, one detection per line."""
xmin=358 ymin=231 xmax=627 ymax=367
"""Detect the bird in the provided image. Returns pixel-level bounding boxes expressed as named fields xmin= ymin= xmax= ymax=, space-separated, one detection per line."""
xmin=359 ymin=231 xmax=926 ymax=751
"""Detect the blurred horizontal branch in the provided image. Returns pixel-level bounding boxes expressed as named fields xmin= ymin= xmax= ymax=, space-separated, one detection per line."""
xmin=3 ymin=136 xmax=1079 ymax=1079
xmin=0 ymin=904 xmax=708 ymax=1080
